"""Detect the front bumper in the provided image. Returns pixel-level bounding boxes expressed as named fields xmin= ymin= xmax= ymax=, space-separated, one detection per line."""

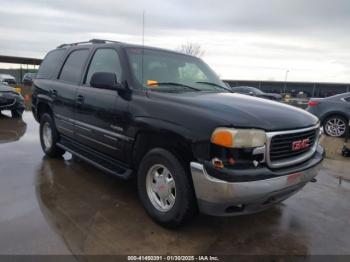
xmin=190 ymin=145 xmax=324 ymax=216
xmin=0 ymin=97 xmax=25 ymax=112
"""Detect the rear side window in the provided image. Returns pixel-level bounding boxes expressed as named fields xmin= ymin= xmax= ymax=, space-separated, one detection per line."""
xmin=85 ymin=48 xmax=122 ymax=85
xmin=59 ymin=49 xmax=89 ymax=84
xmin=37 ymin=49 xmax=65 ymax=79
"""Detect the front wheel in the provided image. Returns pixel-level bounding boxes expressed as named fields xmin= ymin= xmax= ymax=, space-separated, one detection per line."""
xmin=137 ymin=148 xmax=197 ymax=228
xmin=323 ymin=115 xmax=348 ymax=137
xmin=40 ymin=113 xmax=65 ymax=157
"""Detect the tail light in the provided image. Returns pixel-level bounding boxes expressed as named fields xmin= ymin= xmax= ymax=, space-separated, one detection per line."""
xmin=308 ymin=100 xmax=319 ymax=107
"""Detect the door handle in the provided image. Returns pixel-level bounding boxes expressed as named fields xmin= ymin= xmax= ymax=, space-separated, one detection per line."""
xmin=51 ymin=89 xmax=57 ymax=98
xmin=76 ymin=95 xmax=85 ymax=105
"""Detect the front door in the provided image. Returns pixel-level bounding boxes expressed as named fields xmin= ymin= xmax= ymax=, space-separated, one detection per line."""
xmin=74 ymin=48 xmax=127 ymax=160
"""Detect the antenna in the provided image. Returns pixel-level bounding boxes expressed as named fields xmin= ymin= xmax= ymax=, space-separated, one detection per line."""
xmin=141 ymin=10 xmax=145 ymax=88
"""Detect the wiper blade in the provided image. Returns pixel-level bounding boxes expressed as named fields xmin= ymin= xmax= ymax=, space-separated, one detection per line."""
xmin=196 ymin=81 xmax=232 ymax=92
xmin=153 ymin=82 xmax=201 ymax=91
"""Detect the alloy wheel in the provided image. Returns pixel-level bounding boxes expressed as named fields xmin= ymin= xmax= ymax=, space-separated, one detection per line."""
xmin=325 ymin=118 xmax=346 ymax=137
xmin=146 ymin=164 xmax=176 ymax=212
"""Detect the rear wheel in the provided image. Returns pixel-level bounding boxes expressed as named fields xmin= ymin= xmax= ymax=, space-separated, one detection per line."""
xmin=323 ymin=115 xmax=348 ymax=137
xmin=137 ymin=148 xmax=197 ymax=228
xmin=40 ymin=113 xmax=65 ymax=157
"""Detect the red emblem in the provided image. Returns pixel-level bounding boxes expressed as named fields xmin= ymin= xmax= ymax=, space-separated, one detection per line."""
xmin=292 ymin=138 xmax=310 ymax=151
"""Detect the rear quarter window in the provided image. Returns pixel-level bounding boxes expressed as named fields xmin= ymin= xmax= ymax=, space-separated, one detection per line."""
xmin=36 ymin=49 xmax=66 ymax=79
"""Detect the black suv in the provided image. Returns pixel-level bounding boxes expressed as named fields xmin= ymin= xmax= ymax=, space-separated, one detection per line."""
xmin=32 ymin=39 xmax=324 ymax=227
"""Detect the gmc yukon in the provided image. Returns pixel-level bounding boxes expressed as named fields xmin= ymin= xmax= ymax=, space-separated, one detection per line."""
xmin=32 ymin=39 xmax=324 ymax=227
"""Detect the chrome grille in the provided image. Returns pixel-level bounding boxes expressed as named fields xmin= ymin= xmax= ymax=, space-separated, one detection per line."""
xmin=266 ymin=125 xmax=320 ymax=169
xmin=270 ymin=129 xmax=317 ymax=161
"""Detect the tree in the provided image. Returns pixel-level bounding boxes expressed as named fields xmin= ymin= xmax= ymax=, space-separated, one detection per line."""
xmin=177 ymin=42 xmax=205 ymax=58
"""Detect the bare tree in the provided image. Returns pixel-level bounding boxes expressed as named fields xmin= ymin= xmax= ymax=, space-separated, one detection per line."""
xmin=177 ymin=42 xmax=205 ymax=58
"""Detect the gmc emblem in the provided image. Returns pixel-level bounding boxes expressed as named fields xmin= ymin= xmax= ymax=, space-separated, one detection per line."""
xmin=292 ymin=139 xmax=310 ymax=151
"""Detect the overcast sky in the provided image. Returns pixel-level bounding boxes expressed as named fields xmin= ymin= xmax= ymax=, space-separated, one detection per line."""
xmin=1 ymin=0 xmax=350 ymax=82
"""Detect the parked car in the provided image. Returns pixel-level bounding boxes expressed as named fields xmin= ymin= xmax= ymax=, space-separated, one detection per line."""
xmin=307 ymin=93 xmax=350 ymax=137
xmin=32 ymin=39 xmax=324 ymax=227
xmin=22 ymin=73 xmax=37 ymax=85
xmin=0 ymin=74 xmax=17 ymax=86
xmin=0 ymin=83 xmax=25 ymax=117
xmin=230 ymin=86 xmax=282 ymax=101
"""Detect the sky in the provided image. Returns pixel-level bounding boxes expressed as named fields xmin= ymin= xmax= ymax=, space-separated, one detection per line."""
xmin=1 ymin=0 xmax=350 ymax=83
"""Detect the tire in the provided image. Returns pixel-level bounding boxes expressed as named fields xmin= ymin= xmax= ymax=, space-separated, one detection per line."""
xmin=39 ymin=113 xmax=65 ymax=157
xmin=11 ymin=109 xmax=24 ymax=118
xmin=323 ymin=115 xmax=348 ymax=137
xmin=137 ymin=148 xmax=197 ymax=228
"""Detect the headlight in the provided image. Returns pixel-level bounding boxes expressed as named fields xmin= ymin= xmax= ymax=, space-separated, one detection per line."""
xmin=211 ymin=128 xmax=266 ymax=148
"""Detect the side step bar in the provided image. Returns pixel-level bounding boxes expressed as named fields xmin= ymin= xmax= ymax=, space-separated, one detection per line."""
xmin=57 ymin=139 xmax=132 ymax=180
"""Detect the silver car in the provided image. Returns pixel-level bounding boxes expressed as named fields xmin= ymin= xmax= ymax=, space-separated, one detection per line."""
xmin=307 ymin=92 xmax=350 ymax=137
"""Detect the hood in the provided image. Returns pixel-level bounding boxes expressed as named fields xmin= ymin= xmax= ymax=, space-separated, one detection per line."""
xmin=149 ymin=92 xmax=318 ymax=131
xmin=0 ymin=83 xmax=15 ymax=92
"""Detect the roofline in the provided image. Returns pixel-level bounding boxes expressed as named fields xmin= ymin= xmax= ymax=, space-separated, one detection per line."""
xmin=56 ymin=39 xmax=195 ymax=58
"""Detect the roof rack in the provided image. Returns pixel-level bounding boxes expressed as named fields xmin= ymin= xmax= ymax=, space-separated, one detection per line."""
xmin=57 ymin=39 xmax=121 ymax=48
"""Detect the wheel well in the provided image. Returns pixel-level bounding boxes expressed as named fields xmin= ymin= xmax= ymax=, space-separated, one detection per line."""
xmin=36 ymin=102 xmax=53 ymax=122
xmin=322 ymin=113 xmax=349 ymax=125
xmin=132 ymin=131 xmax=195 ymax=170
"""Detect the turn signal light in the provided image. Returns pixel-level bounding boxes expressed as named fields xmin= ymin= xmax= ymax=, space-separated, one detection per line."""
xmin=211 ymin=129 xmax=234 ymax=148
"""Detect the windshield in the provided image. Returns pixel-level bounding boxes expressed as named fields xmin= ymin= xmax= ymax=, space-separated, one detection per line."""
xmin=126 ymin=48 xmax=227 ymax=92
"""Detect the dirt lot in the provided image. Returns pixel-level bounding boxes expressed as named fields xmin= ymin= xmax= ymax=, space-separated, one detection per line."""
xmin=0 ymin=111 xmax=349 ymax=256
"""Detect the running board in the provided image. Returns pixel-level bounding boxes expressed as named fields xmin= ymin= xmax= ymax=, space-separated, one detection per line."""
xmin=57 ymin=139 xmax=132 ymax=180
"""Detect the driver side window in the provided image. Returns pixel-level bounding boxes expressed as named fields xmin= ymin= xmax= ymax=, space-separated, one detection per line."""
xmin=85 ymin=49 xmax=122 ymax=86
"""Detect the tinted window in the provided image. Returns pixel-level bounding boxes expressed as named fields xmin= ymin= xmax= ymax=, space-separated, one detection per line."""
xmin=85 ymin=49 xmax=122 ymax=85
xmin=344 ymin=96 xmax=350 ymax=102
xmin=37 ymin=49 xmax=65 ymax=79
xmin=59 ymin=49 xmax=89 ymax=84
xmin=126 ymin=48 xmax=224 ymax=91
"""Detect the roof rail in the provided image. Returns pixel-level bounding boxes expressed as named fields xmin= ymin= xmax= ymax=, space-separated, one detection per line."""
xmin=57 ymin=39 xmax=121 ymax=48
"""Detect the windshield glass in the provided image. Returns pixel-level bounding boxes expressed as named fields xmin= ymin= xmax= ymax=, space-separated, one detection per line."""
xmin=126 ymin=48 xmax=227 ymax=92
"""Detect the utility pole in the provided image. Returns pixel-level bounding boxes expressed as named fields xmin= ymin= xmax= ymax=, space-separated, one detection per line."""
xmin=284 ymin=70 xmax=289 ymax=94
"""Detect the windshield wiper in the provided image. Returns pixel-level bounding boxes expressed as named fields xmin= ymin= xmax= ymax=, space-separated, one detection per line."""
xmin=152 ymin=82 xmax=201 ymax=91
xmin=196 ymin=81 xmax=232 ymax=92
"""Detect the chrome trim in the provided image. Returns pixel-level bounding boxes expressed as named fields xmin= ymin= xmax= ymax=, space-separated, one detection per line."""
xmin=266 ymin=124 xmax=320 ymax=169
xmin=54 ymin=113 xmax=134 ymax=142
xmin=75 ymin=125 xmax=91 ymax=132
xmin=252 ymin=145 xmax=266 ymax=163
xmin=76 ymin=133 xmax=119 ymax=151
xmin=190 ymin=160 xmax=322 ymax=216
xmin=56 ymin=125 xmax=74 ymax=134
xmin=0 ymin=98 xmax=16 ymax=108
xmin=104 ymin=134 xmax=119 ymax=141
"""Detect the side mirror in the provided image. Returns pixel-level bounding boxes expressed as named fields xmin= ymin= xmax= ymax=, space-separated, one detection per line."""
xmin=249 ymin=91 xmax=254 ymax=96
xmin=90 ymin=72 xmax=122 ymax=91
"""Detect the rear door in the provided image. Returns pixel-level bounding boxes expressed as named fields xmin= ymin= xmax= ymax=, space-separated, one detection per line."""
xmin=50 ymin=49 xmax=90 ymax=139
xmin=74 ymin=47 xmax=126 ymax=159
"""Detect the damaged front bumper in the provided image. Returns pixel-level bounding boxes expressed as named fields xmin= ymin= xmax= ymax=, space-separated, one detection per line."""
xmin=190 ymin=145 xmax=324 ymax=216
